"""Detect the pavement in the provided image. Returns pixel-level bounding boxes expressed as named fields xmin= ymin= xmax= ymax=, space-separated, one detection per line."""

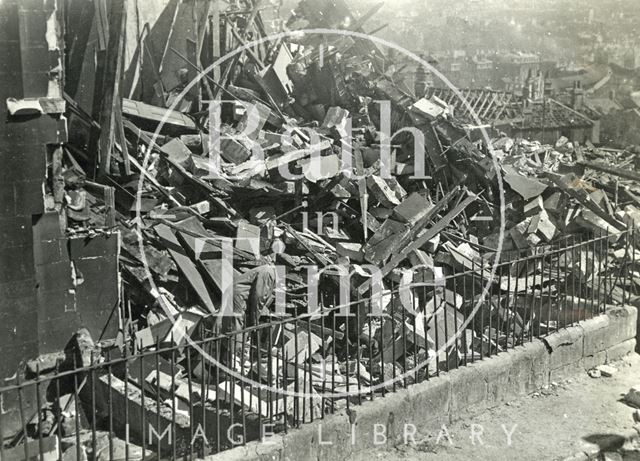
xmin=350 ymin=353 xmax=640 ymax=461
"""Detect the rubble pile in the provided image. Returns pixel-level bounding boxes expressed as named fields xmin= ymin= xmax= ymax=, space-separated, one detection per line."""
xmin=8 ymin=0 xmax=640 ymax=457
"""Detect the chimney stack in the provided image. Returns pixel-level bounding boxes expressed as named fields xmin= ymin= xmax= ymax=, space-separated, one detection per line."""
xmin=535 ymin=70 xmax=544 ymax=100
xmin=544 ymin=71 xmax=554 ymax=98
xmin=571 ymin=80 xmax=584 ymax=110
xmin=523 ymin=69 xmax=533 ymax=100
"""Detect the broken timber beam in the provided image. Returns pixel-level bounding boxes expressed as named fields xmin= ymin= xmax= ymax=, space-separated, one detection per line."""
xmin=97 ymin=0 xmax=127 ymax=178
xmin=578 ymin=160 xmax=640 ymax=183
xmin=547 ymin=173 xmax=626 ymax=231
xmin=358 ymin=190 xmax=477 ymax=295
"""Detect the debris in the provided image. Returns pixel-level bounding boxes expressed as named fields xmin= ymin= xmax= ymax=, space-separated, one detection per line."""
xmin=626 ymin=386 xmax=640 ymax=408
xmin=596 ymin=364 xmax=618 ymax=377
xmin=4 ymin=0 xmax=640 ymax=456
xmin=588 ymin=369 xmax=602 ymax=378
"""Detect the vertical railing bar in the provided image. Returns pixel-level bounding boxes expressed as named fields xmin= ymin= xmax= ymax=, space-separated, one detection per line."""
xmin=35 ymin=364 xmax=43 ymax=461
xmin=186 ymin=347 xmax=194 ymax=461
xmin=92 ymin=353 xmax=98 ymax=461
xmin=353 ymin=302 xmax=361 ymax=407
xmin=170 ymin=336 xmax=176 ymax=461
xmin=0 ymin=392 xmax=4 ymax=461
xmin=17 ymin=373 xmax=28 ymax=461
xmin=282 ymin=321 xmax=289 ymax=433
xmin=471 ymin=258 xmax=476 ymax=363
xmin=443 ymin=278 xmax=451 ymax=370
xmin=452 ymin=273 xmax=459 ymax=368
xmin=434 ymin=275 xmax=441 ymax=376
xmin=123 ymin=345 xmax=130 ymax=461
xmin=487 ymin=255 xmax=493 ymax=357
xmin=215 ymin=339 xmax=221 ymax=454
xmin=293 ymin=319 xmax=300 ymax=424
xmin=571 ymin=235 xmax=576 ymax=326
xmin=401 ymin=279 xmax=409 ymax=384
xmin=107 ymin=349 xmax=114 ymax=461
xmin=591 ymin=236 xmax=597 ymax=319
xmin=547 ymin=246 xmax=552 ymax=335
xmin=538 ymin=249 xmax=545 ymax=337
xmin=154 ymin=338 xmax=160 ymax=458
xmin=390 ymin=283 xmax=396 ymax=391
xmin=367 ymin=294 xmax=374 ymax=399
xmin=479 ymin=254 xmax=485 ymax=360
xmin=240 ymin=330 xmax=247 ymax=447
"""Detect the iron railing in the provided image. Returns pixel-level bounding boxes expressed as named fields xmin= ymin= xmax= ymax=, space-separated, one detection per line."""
xmin=0 ymin=228 xmax=636 ymax=460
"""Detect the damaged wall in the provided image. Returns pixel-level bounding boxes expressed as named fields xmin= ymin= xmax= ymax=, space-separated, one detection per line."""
xmin=1 ymin=0 xmax=120 ymax=381
xmin=33 ymin=213 xmax=120 ymax=354
xmin=0 ymin=0 xmax=65 ymax=380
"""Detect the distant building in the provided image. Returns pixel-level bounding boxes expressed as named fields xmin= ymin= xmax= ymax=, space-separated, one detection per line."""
xmin=429 ymin=51 xmax=495 ymax=89
xmin=425 ymin=79 xmax=600 ymax=145
xmin=493 ymin=52 xmax=541 ymax=91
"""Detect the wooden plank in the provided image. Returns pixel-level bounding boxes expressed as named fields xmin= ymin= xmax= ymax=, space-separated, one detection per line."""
xmin=578 ymin=160 xmax=640 ymax=183
xmin=114 ymin=97 xmax=131 ymax=175
xmin=154 ymin=223 xmax=217 ymax=314
xmin=97 ymin=0 xmax=127 ymax=177
xmin=121 ymin=98 xmax=198 ymax=134
xmin=217 ymin=380 xmax=285 ymax=418
xmin=358 ymin=191 xmax=476 ymax=295
xmin=210 ymin=0 xmax=221 ymax=82
xmin=547 ymin=173 xmax=626 ymax=231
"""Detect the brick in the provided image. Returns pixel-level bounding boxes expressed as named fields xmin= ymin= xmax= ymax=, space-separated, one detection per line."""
xmin=544 ymin=325 xmax=584 ymax=371
xmin=506 ymin=341 xmax=549 ymax=397
xmin=392 ymin=192 xmax=433 ymax=224
xmin=448 ymin=365 xmax=487 ymax=413
xmin=582 ymin=306 xmax=637 ymax=356
xmin=605 ymin=338 xmax=635 ymax=362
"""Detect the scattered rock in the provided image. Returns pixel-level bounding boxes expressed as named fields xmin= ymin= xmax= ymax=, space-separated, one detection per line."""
xmin=626 ymin=386 xmax=640 ymax=408
xmin=68 ymin=328 xmax=100 ymax=367
xmin=596 ymin=364 xmax=618 ymax=377
xmin=37 ymin=408 xmax=55 ymax=436
xmin=602 ymin=452 xmax=623 ymax=461
xmin=588 ymin=368 xmax=602 ymax=378
xmin=95 ymin=437 xmax=148 ymax=461
xmin=26 ymin=352 xmax=66 ymax=376
xmin=60 ymin=413 xmax=78 ymax=438
xmin=62 ymin=445 xmax=88 ymax=461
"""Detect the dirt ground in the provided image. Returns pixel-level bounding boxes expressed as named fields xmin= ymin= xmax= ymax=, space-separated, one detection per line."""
xmin=351 ymin=353 xmax=640 ymax=461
